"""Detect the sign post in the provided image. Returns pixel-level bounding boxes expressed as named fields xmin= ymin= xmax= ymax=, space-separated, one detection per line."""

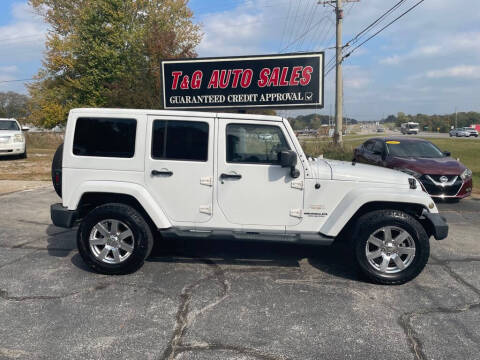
xmin=162 ymin=53 xmax=324 ymax=110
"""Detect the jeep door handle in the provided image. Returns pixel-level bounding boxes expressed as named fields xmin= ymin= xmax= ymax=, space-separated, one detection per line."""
xmin=151 ymin=169 xmax=173 ymax=177
xmin=220 ymin=173 xmax=242 ymax=180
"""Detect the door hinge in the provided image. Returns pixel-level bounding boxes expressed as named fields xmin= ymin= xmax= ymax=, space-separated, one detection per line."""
xmin=199 ymin=205 xmax=212 ymax=215
xmin=290 ymin=209 xmax=303 ymax=218
xmin=291 ymin=180 xmax=304 ymax=190
xmin=200 ymin=176 xmax=213 ymax=186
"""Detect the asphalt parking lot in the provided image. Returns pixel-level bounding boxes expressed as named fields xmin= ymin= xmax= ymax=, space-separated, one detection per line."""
xmin=0 ymin=187 xmax=479 ymax=360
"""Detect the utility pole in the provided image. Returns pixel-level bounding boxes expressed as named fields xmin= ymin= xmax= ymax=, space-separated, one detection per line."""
xmin=334 ymin=0 xmax=343 ymax=144
xmin=455 ymin=107 xmax=458 ymax=128
xmin=320 ymin=0 xmax=359 ymax=144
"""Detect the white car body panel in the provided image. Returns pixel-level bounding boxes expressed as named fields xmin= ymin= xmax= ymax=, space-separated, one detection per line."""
xmin=63 ymin=172 xmax=172 ymax=229
xmin=61 ymin=108 xmax=437 ymax=239
xmin=216 ymin=118 xmax=304 ymax=227
xmin=0 ymin=119 xmax=26 ymax=156
xmin=144 ymin=114 xmax=215 ymax=224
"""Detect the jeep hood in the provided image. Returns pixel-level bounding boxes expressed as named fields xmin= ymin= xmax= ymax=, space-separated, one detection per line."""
xmin=309 ymin=158 xmax=411 ymax=185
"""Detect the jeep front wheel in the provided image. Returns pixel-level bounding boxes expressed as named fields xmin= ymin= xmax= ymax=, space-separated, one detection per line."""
xmin=353 ymin=210 xmax=429 ymax=285
xmin=77 ymin=203 xmax=154 ymax=274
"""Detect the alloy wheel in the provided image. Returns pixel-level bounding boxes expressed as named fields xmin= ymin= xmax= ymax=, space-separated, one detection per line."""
xmin=89 ymin=219 xmax=135 ymax=264
xmin=365 ymin=226 xmax=416 ymax=274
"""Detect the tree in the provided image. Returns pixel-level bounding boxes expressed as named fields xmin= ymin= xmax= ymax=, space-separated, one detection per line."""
xmin=28 ymin=0 xmax=201 ymax=128
xmin=0 ymin=92 xmax=30 ymax=121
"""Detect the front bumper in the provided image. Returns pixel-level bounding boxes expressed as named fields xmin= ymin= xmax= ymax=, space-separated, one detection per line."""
xmin=422 ymin=210 xmax=448 ymax=240
xmin=51 ymin=203 xmax=77 ymax=228
xmin=0 ymin=142 xmax=25 ymax=156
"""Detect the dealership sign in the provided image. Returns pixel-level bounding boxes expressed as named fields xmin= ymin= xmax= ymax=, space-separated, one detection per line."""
xmin=161 ymin=53 xmax=324 ymax=109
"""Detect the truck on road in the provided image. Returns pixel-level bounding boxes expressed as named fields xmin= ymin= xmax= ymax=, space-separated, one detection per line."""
xmin=401 ymin=122 xmax=419 ymax=135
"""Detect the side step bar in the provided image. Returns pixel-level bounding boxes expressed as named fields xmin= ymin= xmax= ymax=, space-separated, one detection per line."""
xmin=159 ymin=227 xmax=335 ymax=246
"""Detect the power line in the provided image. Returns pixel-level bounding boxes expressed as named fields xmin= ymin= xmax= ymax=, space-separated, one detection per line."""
xmin=0 ymin=33 xmax=45 ymax=44
xmin=278 ymin=0 xmax=293 ymax=51
xmin=307 ymin=12 xmax=333 ymax=50
xmin=284 ymin=0 xmax=303 ymax=50
xmin=324 ymin=0 xmax=414 ymax=74
xmin=345 ymin=0 xmax=408 ymax=48
xmin=0 ymin=78 xmax=36 ymax=84
xmin=296 ymin=0 xmax=319 ymax=50
xmin=343 ymin=0 xmax=425 ymax=59
xmin=280 ymin=15 xmax=330 ymax=53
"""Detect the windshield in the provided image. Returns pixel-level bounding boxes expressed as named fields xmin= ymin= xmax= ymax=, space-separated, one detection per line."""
xmin=0 ymin=120 xmax=20 ymax=131
xmin=386 ymin=140 xmax=444 ymax=158
xmin=407 ymin=124 xmax=418 ymax=129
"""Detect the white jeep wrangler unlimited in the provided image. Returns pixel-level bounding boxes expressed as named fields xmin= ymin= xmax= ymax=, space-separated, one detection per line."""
xmin=51 ymin=108 xmax=448 ymax=284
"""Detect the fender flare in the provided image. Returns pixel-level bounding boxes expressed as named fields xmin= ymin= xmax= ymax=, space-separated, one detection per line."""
xmin=68 ymin=181 xmax=172 ymax=229
xmin=319 ymin=187 xmax=436 ymax=237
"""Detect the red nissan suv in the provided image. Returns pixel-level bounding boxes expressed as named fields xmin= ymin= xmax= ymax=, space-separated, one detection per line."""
xmin=354 ymin=137 xmax=472 ymax=200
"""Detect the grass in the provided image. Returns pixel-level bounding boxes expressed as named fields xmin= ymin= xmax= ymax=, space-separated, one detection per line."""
xmin=25 ymin=132 xmax=64 ymax=149
xmin=300 ymin=135 xmax=480 ymax=193
xmin=0 ymin=133 xmax=63 ymax=181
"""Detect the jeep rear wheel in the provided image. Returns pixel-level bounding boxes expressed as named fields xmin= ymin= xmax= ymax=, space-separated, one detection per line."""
xmin=77 ymin=203 xmax=154 ymax=274
xmin=353 ymin=210 xmax=429 ymax=285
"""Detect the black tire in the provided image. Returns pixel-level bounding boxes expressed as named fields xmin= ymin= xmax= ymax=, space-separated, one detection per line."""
xmin=77 ymin=203 xmax=154 ymax=275
xmin=51 ymin=143 xmax=63 ymax=197
xmin=20 ymin=148 xmax=27 ymax=159
xmin=352 ymin=209 xmax=429 ymax=285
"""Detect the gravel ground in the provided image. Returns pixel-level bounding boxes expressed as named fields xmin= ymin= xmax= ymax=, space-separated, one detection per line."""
xmin=0 ymin=180 xmax=50 ymax=195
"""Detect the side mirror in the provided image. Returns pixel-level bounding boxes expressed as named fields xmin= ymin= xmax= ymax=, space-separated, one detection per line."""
xmin=21 ymin=127 xmax=30 ymax=132
xmin=443 ymin=151 xmax=451 ymax=157
xmin=280 ymin=150 xmax=300 ymax=178
xmin=280 ymin=150 xmax=297 ymax=168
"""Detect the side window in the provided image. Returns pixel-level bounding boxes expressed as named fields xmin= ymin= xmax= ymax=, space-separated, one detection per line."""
xmin=364 ymin=140 xmax=374 ymax=152
xmin=73 ymin=117 xmax=136 ymax=158
xmin=226 ymin=124 xmax=290 ymax=165
xmin=152 ymin=120 xmax=209 ymax=161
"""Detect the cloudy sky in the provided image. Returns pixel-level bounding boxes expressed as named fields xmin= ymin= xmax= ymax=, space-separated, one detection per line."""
xmin=1 ymin=0 xmax=479 ymax=120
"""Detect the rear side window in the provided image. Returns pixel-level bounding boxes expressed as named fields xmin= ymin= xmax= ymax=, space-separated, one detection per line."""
xmin=73 ymin=117 xmax=137 ymax=158
xmin=152 ymin=120 xmax=209 ymax=161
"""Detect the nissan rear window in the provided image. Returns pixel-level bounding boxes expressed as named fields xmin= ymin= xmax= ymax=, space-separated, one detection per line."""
xmin=73 ymin=117 xmax=137 ymax=158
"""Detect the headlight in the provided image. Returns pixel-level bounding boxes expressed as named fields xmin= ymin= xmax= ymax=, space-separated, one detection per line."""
xmin=460 ymin=168 xmax=472 ymax=180
xmin=397 ymin=168 xmax=422 ymax=179
xmin=13 ymin=134 xmax=25 ymax=143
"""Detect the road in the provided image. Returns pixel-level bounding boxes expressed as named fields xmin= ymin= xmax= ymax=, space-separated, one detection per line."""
xmin=0 ymin=187 xmax=479 ymax=360
xmin=357 ymin=129 xmax=480 ymax=139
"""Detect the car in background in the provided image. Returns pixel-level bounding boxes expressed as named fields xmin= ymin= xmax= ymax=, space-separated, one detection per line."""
xmin=449 ymin=128 xmax=469 ymax=137
xmin=354 ymin=137 xmax=472 ymax=200
xmin=462 ymin=127 xmax=479 ymax=137
xmin=0 ymin=118 xmax=28 ymax=158
xmin=376 ymin=127 xmax=385 ymax=133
